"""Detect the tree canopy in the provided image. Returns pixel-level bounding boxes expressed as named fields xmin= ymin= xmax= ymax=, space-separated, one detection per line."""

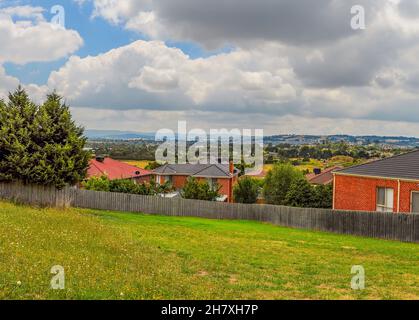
xmin=233 ymin=176 xmax=260 ymax=204
xmin=0 ymin=87 xmax=90 ymax=188
xmin=263 ymin=163 xmax=304 ymax=205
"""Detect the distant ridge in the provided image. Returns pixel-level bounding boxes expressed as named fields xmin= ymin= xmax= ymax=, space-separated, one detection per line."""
xmin=85 ymin=130 xmax=419 ymax=147
xmin=85 ymin=130 xmax=155 ymax=140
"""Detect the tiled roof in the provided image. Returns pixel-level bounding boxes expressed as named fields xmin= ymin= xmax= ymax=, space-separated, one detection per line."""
xmin=88 ymin=158 xmax=151 ymax=180
xmin=335 ymin=150 xmax=419 ymax=180
xmin=306 ymin=166 xmax=343 ymax=185
xmin=153 ymin=163 xmax=238 ymax=178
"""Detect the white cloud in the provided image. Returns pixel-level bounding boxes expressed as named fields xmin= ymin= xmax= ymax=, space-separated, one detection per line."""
xmin=38 ymin=36 xmax=419 ymax=133
xmin=0 ymin=65 xmax=19 ymax=99
xmin=47 ymin=40 xmax=298 ymax=110
xmin=0 ymin=6 xmax=83 ymax=64
xmin=4 ymin=0 xmax=419 ymax=136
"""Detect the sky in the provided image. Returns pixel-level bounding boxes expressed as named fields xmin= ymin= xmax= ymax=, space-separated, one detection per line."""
xmin=1 ymin=0 xmax=419 ymax=136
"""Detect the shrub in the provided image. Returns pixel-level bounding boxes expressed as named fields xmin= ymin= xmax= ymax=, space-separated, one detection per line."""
xmin=82 ymin=175 xmax=174 ymax=196
xmin=145 ymin=161 xmax=161 ymax=170
xmin=234 ymin=177 xmax=260 ymax=204
xmin=82 ymin=176 xmax=110 ymax=192
xmin=313 ymin=184 xmax=333 ymax=209
xmin=109 ymin=179 xmax=139 ymax=194
xmin=181 ymin=177 xmax=220 ymax=201
xmin=284 ymin=178 xmax=315 ymax=208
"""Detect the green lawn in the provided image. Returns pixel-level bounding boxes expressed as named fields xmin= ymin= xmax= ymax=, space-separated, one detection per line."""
xmin=0 ymin=200 xmax=418 ymax=300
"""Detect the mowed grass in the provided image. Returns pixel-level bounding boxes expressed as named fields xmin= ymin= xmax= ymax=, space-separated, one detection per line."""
xmin=0 ymin=201 xmax=418 ymax=300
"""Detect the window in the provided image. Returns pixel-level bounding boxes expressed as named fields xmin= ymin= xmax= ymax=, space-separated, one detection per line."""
xmin=207 ymin=178 xmax=218 ymax=190
xmin=376 ymin=187 xmax=394 ymax=212
xmin=164 ymin=176 xmax=172 ymax=184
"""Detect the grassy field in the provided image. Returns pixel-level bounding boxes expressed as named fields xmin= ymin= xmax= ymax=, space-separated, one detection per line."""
xmin=123 ymin=160 xmax=151 ymax=169
xmin=0 ymin=200 xmax=418 ymax=300
xmin=261 ymin=157 xmax=365 ymax=177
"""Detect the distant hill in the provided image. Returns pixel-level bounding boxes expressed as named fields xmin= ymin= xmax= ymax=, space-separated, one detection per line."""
xmin=85 ymin=130 xmax=419 ymax=148
xmin=85 ymin=130 xmax=155 ymax=140
xmin=264 ymin=134 xmax=419 ymax=148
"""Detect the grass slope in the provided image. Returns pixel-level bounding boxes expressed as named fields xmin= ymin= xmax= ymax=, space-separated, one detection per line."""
xmin=0 ymin=201 xmax=418 ymax=300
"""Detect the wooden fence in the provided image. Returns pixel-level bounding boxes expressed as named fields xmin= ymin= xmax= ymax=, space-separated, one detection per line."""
xmin=0 ymin=182 xmax=418 ymax=243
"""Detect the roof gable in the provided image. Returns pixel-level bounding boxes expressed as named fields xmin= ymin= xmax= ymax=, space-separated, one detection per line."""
xmin=192 ymin=164 xmax=232 ymax=178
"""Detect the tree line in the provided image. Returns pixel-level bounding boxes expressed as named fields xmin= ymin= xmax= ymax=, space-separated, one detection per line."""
xmin=233 ymin=164 xmax=332 ymax=208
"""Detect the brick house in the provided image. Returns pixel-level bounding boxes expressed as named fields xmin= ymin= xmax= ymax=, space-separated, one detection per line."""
xmin=88 ymin=157 xmax=152 ymax=184
xmin=333 ymin=150 xmax=419 ymax=213
xmin=152 ymin=163 xmax=240 ymax=202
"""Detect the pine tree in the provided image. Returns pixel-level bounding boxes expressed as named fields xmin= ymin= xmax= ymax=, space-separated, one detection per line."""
xmin=0 ymin=87 xmax=90 ymax=188
xmin=30 ymin=92 xmax=90 ymax=188
xmin=0 ymin=86 xmax=38 ymax=182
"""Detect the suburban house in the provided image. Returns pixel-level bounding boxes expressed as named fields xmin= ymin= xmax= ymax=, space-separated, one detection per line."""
xmin=306 ymin=166 xmax=343 ymax=185
xmin=152 ymin=163 xmax=240 ymax=202
xmin=333 ymin=150 xmax=419 ymax=213
xmin=88 ymin=157 xmax=152 ymax=183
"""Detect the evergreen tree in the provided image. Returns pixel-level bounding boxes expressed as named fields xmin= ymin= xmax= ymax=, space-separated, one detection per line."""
xmin=233 ymin=176 xmax=260 ymax=204
xmin=0 ymin=86 xmax=38 ymax=182
xmin=0 ymin=87 xmax=90 ymax=188
xmin=30 ymin=92 xmax=90 ymax=188
xmin=284 ymin=178 xmax=315 ymax=208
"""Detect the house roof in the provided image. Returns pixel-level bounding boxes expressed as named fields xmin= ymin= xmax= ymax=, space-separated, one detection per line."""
xmin=306 ymin=166 xmax=343 ymax=185
xmin=335 ymin=150 xmax=419 ymax=181
xmin=152 ymin=163 xmax=239 ymax=178
xmin=88 ymin=158 xmax=151 ymax=180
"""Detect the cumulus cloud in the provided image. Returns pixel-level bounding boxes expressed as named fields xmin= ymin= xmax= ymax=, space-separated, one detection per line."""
xmin=0 ymin=5 xmax=83 ymax=64
xmin=47 ymin=40 xmax=298 ymax=112
xmin=0 ymin=64 xmax=19 ymax=99
xmin=4 ymin=0 xmax=419 ymax=135
xmin=90 ymin=0 xmax=377 ymax=47
xmin=85 ymin=0 xmax=419 ymax=90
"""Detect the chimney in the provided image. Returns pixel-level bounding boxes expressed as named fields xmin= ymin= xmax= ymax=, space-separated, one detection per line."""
xmin=229 ymin=161 xmax=234 ymax=174
xmin=313 ymin=168 xmax=322 ymax=175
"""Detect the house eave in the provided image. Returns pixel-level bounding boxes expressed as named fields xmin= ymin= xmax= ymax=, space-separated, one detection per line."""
xmin=333 ymin=172 xmax=419 ymax=183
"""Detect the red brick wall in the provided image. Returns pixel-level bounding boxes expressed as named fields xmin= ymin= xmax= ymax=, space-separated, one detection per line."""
xmin=399 ymin=181 xmax=419 ymax=212
xmin=334 ymin=174 xmax=419 ymax=213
